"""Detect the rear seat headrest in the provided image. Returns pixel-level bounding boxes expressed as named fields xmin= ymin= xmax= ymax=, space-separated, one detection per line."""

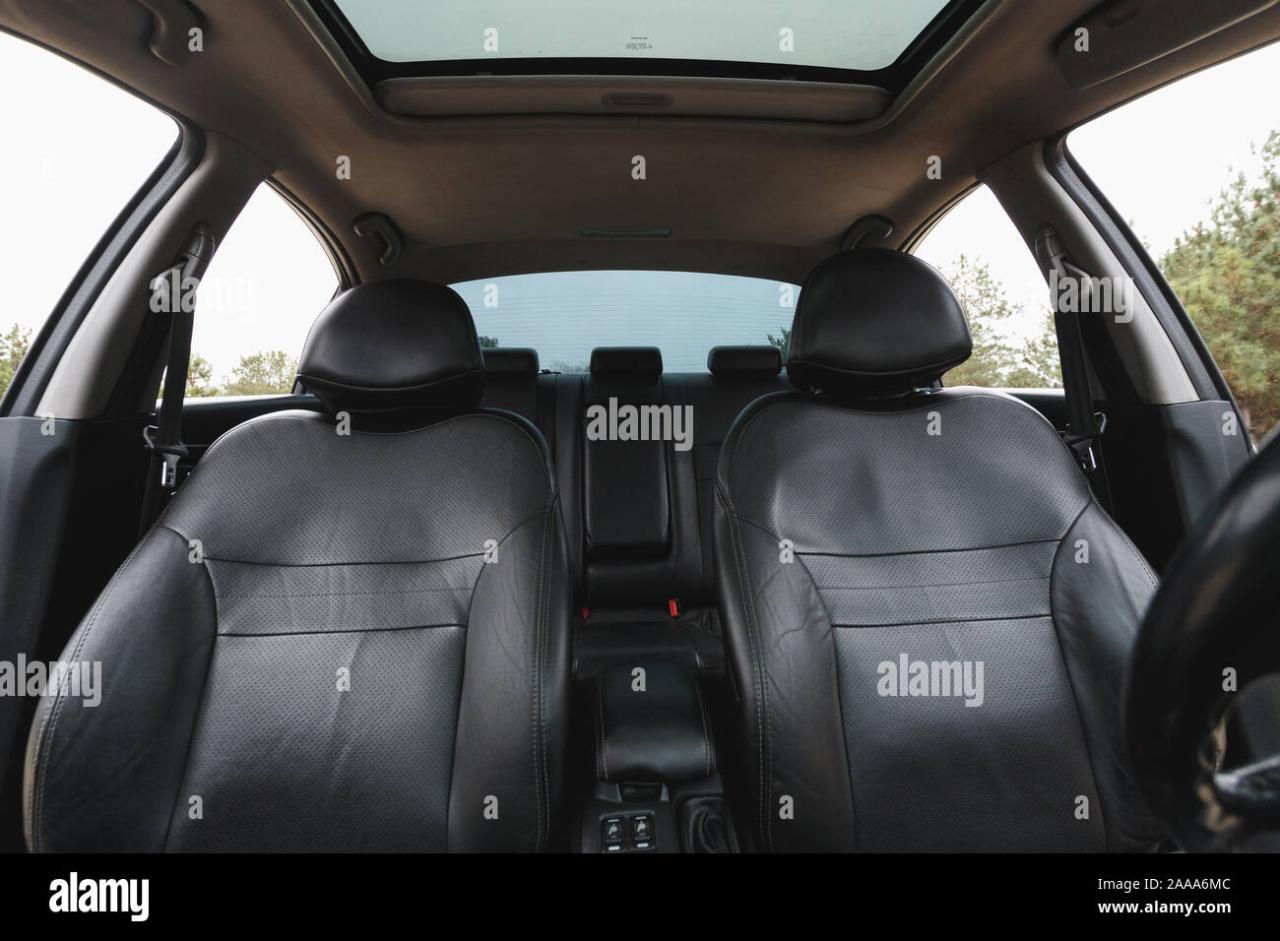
xmin=707 ymin=345 xmax=782 ymax=377
xmin=787 ymin=249 xmax=972 ymax=398
xmin=297 ymin=278 xmax=483 ymax=415
xmin=589 ymin=346 xmax=663 ymax=379
xmin=482 ymin=347 xmax=540 ymax=379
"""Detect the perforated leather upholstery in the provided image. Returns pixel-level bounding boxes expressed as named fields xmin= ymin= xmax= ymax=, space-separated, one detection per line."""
xmin=25 ymin=280 xmax=571 ymax=852
xmin=714 ymin=251 xmax=1163 ymax=852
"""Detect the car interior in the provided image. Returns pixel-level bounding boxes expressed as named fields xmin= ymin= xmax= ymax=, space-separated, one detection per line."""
xmin=1 ymin=0 xmax=1279 ymax=857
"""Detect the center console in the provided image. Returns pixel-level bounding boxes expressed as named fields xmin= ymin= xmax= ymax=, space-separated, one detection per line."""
xmin=576 ymin=659 xmax=738 ymax=853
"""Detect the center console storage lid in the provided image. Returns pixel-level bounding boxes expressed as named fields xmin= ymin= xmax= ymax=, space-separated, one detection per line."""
xmin=595 ymin=660 xmax=716 ymax=784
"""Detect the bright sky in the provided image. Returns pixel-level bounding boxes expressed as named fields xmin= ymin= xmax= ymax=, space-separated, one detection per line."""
xmin=1 ymin=28 xmax=1276 ymax=379
xmin=0 ymin=34 xmax=177 ymax=335
xmin=188 ymin=189 xmax=339 ymax=381
xmin=333 ymin=0 xmax=950 ymax=69
xmin=0 ymin=31 xmax=339 ymax=387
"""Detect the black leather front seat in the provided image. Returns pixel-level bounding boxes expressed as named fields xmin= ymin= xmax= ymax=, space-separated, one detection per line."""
xmin=714 ymin=249 xmax=1164 ymax=852
xmin=25 ymin=279 xmax=570 ymax=852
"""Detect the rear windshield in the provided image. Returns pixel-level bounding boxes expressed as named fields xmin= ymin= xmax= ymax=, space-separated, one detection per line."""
xmin=450 ymin=271 xmax=798 ymax=373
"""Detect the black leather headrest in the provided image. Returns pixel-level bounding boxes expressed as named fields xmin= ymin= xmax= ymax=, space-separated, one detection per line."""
xmin=297 ymin=279 xmax=483 ymax=414
xmin=589 ymin=347 xmax=663 ymax=379
xmin=787 ymin=249 xmax=972 ymax=398
xmin=707 ymin=345 xmax=782 ymax=377
xmin=483 ymin=347 xmax=540 ymax=378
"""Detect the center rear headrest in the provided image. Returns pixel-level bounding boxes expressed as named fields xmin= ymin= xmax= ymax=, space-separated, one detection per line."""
xmin=483 ymin=347 xmax=540 ymax=379
xmin=589 ymin=346 xmax=663 ymax=379
xmin=707 ymin=345 xmax=782 ymax=377
xmin=787 ymin=249 xmax=972 ymax=398
xmin=298 ymin=279 xmax=483 ymax=415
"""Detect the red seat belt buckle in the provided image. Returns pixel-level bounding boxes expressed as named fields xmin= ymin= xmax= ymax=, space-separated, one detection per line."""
xmin=581 ymin=606 xmax=590 ymax=622
xmin=668 ymin=598 xmax=681 ymax=618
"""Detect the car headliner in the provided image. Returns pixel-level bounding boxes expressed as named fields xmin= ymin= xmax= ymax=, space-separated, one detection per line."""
xmin=0 ymin=0 xmax=1278 ymax=287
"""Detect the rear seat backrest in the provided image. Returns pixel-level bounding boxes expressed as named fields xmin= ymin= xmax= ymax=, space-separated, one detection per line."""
xmin=480 ymin=348 xmax=540 ymax=420
xmin=480 ymin=346 xmax=558 ymax=457
xmin=481 ymin=344 xmax=787 ymax=611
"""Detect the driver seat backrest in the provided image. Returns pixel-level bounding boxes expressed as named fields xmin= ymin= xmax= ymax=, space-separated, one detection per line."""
xmin=714 ymin=249 xmax=1165 ymax=852
xmin=24 ymin=279 xmax=570 ymax=853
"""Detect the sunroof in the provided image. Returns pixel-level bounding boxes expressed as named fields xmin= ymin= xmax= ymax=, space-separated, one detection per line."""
xmin=321 ymin=0 xmax=973 ymax=84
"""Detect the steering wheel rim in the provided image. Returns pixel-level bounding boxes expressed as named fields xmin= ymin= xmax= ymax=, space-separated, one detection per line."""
xmin=1127 ymin=429 xmax=1280 ymax=852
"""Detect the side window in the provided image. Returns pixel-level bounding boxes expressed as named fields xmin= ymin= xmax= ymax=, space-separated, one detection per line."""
xmin=1068 ymin=42 xmax=1280 ymax=441
xmin=0 ymin=32 xmax=177 ymax=399
xmin=188 ymin=185 xmax=339 ymax=398
xmin=914 ymin=185 xmax=1061 ymax=388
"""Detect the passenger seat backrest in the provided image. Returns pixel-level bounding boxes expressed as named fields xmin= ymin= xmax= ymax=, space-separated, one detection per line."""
xmin=689 ymin=346 xmax=788 ymax=600
xmin=715 ymin=250 xmax=1164 ymax=853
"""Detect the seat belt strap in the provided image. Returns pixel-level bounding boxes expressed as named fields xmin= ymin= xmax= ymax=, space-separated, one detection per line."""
xmin=139 ymin=226 xmax=215 ymax=535
xmin=537 ymin=370 xmax=558 ymax=456
xmin=1034 ymin=226 xmax=1113 ymax=506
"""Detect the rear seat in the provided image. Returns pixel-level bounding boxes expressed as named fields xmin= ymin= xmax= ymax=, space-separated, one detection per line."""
xmin=479 ymin=344 xmax=788 ymax=682
xmin=480 ymin=347 xmax=556 ymax=445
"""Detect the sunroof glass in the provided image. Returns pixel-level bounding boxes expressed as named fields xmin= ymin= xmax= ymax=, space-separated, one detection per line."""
xmin=330 ymin=0 xmax=955 ymax=72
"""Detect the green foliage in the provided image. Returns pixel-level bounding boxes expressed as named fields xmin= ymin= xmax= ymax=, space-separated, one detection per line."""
xmin=185 ymin=354 xmax=217 ymax=398
xmin=767 ymin=327 xmax=790 ymax=361
xmin=1000 ymin=317 xmax=1062 ymax=389
xmin=478 ymin=335 xmax=500 ymax=349
xmin=220 ymin=350 xmax=299 ymax=396
xmin=1160 ymin=130 xmax=1280 ymax=440
xmin=940 ymin=255 xmax=1061 ymax=388
xmin=0 ymin=323 xmax=32 ymax=399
